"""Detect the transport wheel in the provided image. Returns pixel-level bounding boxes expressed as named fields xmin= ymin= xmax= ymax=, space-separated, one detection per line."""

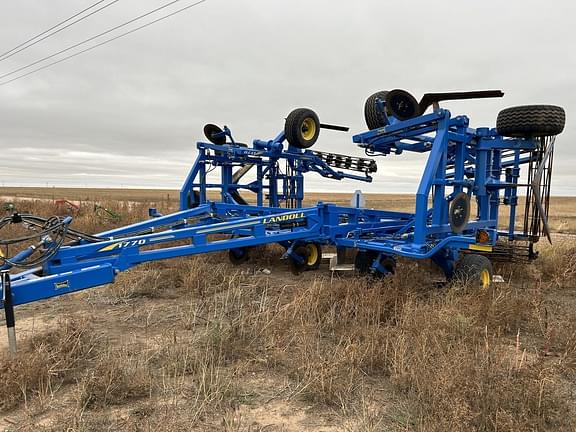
xmin=385 ymin=89 xmax=422 ymax=121
xmin=304 ymin=242 xmax=322 ymax=270
xmin=228 ymin=247 xmax=249 ymax=265
xmin=496 ymin=105 xmax=565 ymax=137
xmin=289 ymin=245 xmax=309 ymax=275
xmin=364 ymin=90 xmax=389 ymax=130
xmin=284 ymin=108 xmax=320 ymax=149
xmin=453 ymin=254 xmax=493 ymax=289
xmin=354 ymin=250 xmax=379 ymax=274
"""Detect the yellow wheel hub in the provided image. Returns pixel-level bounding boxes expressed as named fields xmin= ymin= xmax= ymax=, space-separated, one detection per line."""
xmin=301 ymin=118 xmax=317 ymax=141
xmin=480 ymin=269 xmax=491 ymax=289
xmin=306 ymin=243 xmax=319 ymax=266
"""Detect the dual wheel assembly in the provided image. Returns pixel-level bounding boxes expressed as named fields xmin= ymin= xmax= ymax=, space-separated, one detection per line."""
xmin=354 ymin=249 xmax=493 ymax=289
xmin=364 ymin=89 xmax=565 ymax=137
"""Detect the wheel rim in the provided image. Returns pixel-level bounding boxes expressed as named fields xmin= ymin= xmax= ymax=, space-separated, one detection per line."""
xmin=306 ymin=243 xmax=318 ymax=266
xmin=480 ymin=269 xmax=491 ymax=289
xmin=301 ymin=118 xmax=317 ymax=141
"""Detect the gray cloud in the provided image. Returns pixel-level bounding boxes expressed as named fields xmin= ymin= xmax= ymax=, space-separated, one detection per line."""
xmin=0 ymin=0 xmax=574 ymax=195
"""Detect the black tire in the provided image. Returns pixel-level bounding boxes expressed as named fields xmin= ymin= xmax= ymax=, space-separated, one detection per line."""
xmin=289 ymin=245 xmax=309 ymax=275
xmin=385 ymin=89 xmax=421 ymax=121
xmin=496 ymin=105 xmax=565 ymax=138
xmin=453 ymin=254 xmax=493 ymax=289
xmin=364 ymin=91 xmax=389 ymax=130
xmin=304 ymin=243 xmax=322 ymax=270
xmin=285 ymin=108 xmax=320 ymax=149
xmin=354 ymin=250 xmax=379 ymax=274
xmin=228 ymin=247 xmax=249 ymax=265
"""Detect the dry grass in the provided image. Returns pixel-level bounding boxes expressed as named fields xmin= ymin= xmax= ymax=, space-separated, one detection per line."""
xmin=0 ymin=318 xmax=100 ymax=412
xmin=536 ymin=240 xmax=576 ymax=286
xmin=76 ymin=344 xmax=151 ymax=409
xmin=241 ymin=270 xmax=575 ymax=431
xmin=1 ymin=194 xmax=576 ymax=431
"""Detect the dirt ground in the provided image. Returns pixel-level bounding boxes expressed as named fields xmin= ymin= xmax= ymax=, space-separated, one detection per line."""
xmin=0 ymin=261 xmax=373 ymax=431
xmin=0 ymin=190 xmax=575 ymax=431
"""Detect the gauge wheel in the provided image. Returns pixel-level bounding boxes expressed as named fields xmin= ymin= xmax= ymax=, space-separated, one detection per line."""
xmin=285 ymin=108 xmax=320 ymax=149
xmin=454 ymin=254 xmax=493 ymax=289
xmin=304 ymin=242 xmax=322 ymax=270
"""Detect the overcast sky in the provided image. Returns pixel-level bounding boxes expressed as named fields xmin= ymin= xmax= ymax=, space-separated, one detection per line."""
xmin=0 ymin=0 xmax=574 ymax=195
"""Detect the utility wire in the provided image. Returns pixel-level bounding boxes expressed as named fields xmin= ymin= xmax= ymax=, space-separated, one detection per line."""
xmin=0 ymin=0 xmax=188 ymax=80
xmin=0 ymin=0 xmax=208 ymax=87
xmin=0 ymin=0 xmax=122 ymax=62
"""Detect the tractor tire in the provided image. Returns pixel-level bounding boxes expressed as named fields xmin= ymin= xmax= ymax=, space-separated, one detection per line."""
xmin=496 ymin=105 xmax=565 ymax=138
xmin=364 ymin=91 xmax=389 ymax=130
xmin=453 ymin=254 xmax=493 ymax=289
xmin=285 ymin=108 xmax=320 ymax=149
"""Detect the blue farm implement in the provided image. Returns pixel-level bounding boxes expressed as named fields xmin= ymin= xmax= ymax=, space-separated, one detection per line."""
xmin=0 ymin=89 xmax=566 ymax=353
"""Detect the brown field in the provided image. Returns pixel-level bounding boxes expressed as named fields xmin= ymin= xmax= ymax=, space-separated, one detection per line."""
xmin=0 ymin=189 xmax=575 ymax=431
xmin=2 ymin=187 xmax=576 ymax=233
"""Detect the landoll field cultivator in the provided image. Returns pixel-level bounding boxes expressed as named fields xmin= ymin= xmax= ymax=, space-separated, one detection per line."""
xmin=0 ymin=89 xmax=566 ymax=352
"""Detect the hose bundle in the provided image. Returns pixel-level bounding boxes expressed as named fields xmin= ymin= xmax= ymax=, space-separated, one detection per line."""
xmin=0 ymin=213 xmax=102 ymax=269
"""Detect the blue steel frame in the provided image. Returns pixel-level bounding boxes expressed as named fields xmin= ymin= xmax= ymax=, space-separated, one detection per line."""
xmin=2 ymin=104 xmax=543 ymax=310
xmin=179 ymin=129 xmax=375 ymax=210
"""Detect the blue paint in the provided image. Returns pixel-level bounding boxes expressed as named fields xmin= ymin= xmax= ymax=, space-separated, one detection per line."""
xmin=1 ymin=97 xmax=549 ymax=308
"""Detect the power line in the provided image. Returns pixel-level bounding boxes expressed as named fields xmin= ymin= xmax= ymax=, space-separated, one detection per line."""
xmin=0 ymin=0 xmax=110 ymax=60
xmin=0 ymin=0 xmax=122 ymax=62
xmin=0 ymin=0 xmax=187 ymax=81
xmin=0 ymin=0 xmax=209 ymax=87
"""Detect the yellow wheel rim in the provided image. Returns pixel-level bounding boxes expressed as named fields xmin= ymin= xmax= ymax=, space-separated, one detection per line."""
xmin=306 ymin=243 xmax=318 ymax=266
xmin=480 ymin=269 xmax=491 ymax=289
xmin=301 ymin=118 xmax=317 ymax=141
